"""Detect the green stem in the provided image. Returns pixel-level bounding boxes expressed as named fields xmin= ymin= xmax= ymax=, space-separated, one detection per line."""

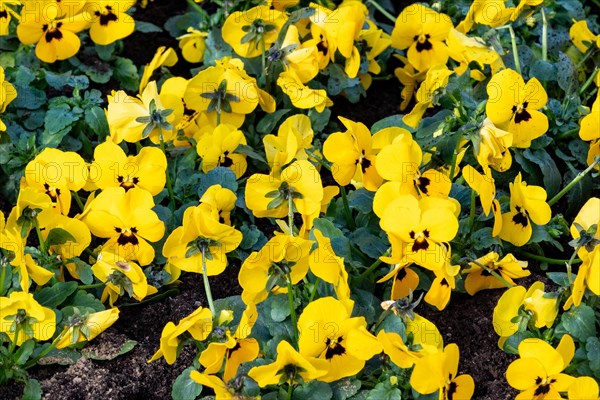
xmin=447 ymin=135 xmax=463 ymax=181
xmin=468 ymin=259 xmax=514 ymax=289
xmin=356 ymin=250 xmax=389 ymax=284
xmin=78 ymin=283 xmax=105 ymax=290
xmin=34 ymin=219 xmax=46 ymax=255
xmin=305 ymin=149 xmax=332 ymax=172
xmin=260 ymin=37 xmax=266 ymax=85
xmin=565 ymin=245 xmax=582 ymax=286
xmin=557 ymin=128 xmax=580 ymax=140
xmin=186 ymin=0 xmax=207 ymax=16
xmin=516 ymin=250 xmax=582 ymax=265
xmin=339 ymin=186 xmax=355 ymax=230
xmin=0 ymin=261 xmax=7 ymax=296
xmin=202 ymin=246 xmax=216 ymax=316
xmin=541 ymin=8 xmax=548 ymax=62
xmin=287 ymin=382 xmax=294 ymax=400
xmin=308 ymin=278 xmax=320 ymax=302
xmin=548 ymin=156 xmax=600 ymax=206
xmin=366 ymin=0 xmax=397 ymax=23
xmin=72 ymin=191 xmax=85 ymax=212
xmin=579 ymin=67 xmax=599 ymax=96
xmin=498 ymin=25 xmax=521 ymax=74
xmin=159 ymin=133 xmax=176 ymax=210
xmin=576 ymin=47 xmax=598 ymax=69
xmin=286 ymin=274 xmax=298 ymax=349
xmin=287 ymin=195 xmax=294 ymax=237
xmin=24 ymin=331 xmax=66 ymax=369
xmin=8 ymin=324 xmax=20 ymax=355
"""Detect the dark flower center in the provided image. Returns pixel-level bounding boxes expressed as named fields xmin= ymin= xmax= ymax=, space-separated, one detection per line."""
xmin=414 ymin=33 xmax=433 ymax=52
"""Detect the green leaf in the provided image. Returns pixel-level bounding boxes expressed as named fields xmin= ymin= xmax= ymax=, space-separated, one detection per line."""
xmin=371 ymin=114 xmax=413 ymax=134
xmin=68 ymin=290 xmax=106 ymax=312
xmin=136 ymin=21 xmax=163 ymax=32
xmin=14 ymin=339 xmax=36 ymax=365
xmin=45 ymin=71 xmax=90 ymax=90
xmin=34 ymin=281 xmax=78 ymax=308
xmin=308 ymin=107 xmax=331 ymax=134
xmin=257 ymin=109 xmax=290 ymax=135
xmin=332 ymin=379 xmax=362 ymax=400
xmin=114 ymin=57 xmax=140 ymax=92
xmin=501 ymin=331 xmax=535 ymax=355
xmin=172 ymin=367 xmax=203 ymax=400
xmin=350 ymin=228 xmax=389 ymax=259
xmin=367 ymin=381 xmax=401 ymax=400
xmin=311 ymin=218 xmax=344 ymax=239
xmin=197 ymin=167 xmax=238 ymax=198
xmin=240 ymin=223 xmax=266 ymax=250
xmin=529 ymin=60 xmax=557 ymax=82
xmin=22 ymin=378 xmax=42 ymax=400
xmin=558 ymin=304 xmax=596 ymax=342
xmin=44 ymin=105 xmax=76 ymax=135
xmin=294 ymin=380 xmax=333 ymax=400
xmin=38 ymin=348 xmax=82 ymax=365
xmin=347 ymin=188 xmax=374 ymax=214
xmin=83 ymin=339 xmax=137 ymax=361
xmin=586 ymin=337 xmax=600 ymax=374
xmin=46 ymin=227 xmax=77 ymax=247
xmin=546 ymin=272 xmax=570 ymax=287
xmin=85 ymin=106 xmax=110 ymax=139
xmin=11 ymin=86 xmax=46 ymax=110
xmin=556 ymin=52 xmax=578 ymax=93
xmin=269 ymin=294 xmax=290 ymax=323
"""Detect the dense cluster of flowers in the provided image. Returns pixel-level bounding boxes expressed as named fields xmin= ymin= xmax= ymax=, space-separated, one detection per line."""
xmin=0 ymin=0 xmax=599 ymax=399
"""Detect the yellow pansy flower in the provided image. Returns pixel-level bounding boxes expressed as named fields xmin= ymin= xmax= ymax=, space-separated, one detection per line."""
xmin=149 ymin=306 xmax=213 ymax=364
xmin=298 ymin=297 xmax=382 ymax=382
xmin=199 ymin=304 xmax=259 ymax=381
xmin=56 ymin=308 xmax=120 ymax=349
xmin=506 ymin=335 xmax=576 ymax=399
xmin=189 ymin=373 xmax=240 ymax=400
xmin=446 ymin=28 xmax=503 ymax=78
xmin=394 ymin=56 xmax=427 ymax=111
xmin=403 ymin=64 xmax=454 ymax=129
xmin=579 ymin=95 xmax=599 ymax=142
xmin=570 ymin=20 xmax=599 ymax=53
xmin=81 ymin=187 xmax=165 ymax=266
xmin=24 ymin=148 xmax=89 ymax=215
xmin=92 ymin=250 xmax=152 ymax=306
xmin=0 ymin=291 xmax=56 ymax=346
xmin=222 ymin=5 xmax=286 ymax=59
xmin=323 ymin=117 xmax=383 ymax=191
xmin=456 ymin=0 xmax=514 ymax=33
xmin=248 ymin=340 xmax=328 ymax=386
xmin=380 ymin=195 xmax=459 ymax=271
xmin=106 ymin=81 xmax=184 ymax=144
xmin=568 ymin=376 xmax=599 ymax=400
xmin=273 ymin=24 xmax=319 ymax=84
xmin=477 ymin=118 xmax=513 ymax=174
xmin=410 ymin=343 xmax=475 ymax=399
xmin=197 ymin=124 xmax=247 ymax=179
xmin=199 ymin=184 xmax=237 ymax=226
xmin=245 ymin=159 xmax=324 ymax=219
xmin=499 ymin=173 xmax=551 ymax=247
xmin=0 ymin=1 xmax=22 ymax=36
xmin=511 ymin=0 xmax=544 ymax=22
xmin=424 ymin=262 xmax=459 ymax=311
xmin=391 ymin=4 xmax=453 ymax=72
xmin=162 ymin=203 xmax=242 ymax=276
xmin=0 ymin=66 xmax=17 ymax=131
xmin=239 ymin=233 xmax=312 ymax=305
xmin=263 ymin=114 xmax=314 ymax=178
xmin=178 ymin=27 xmax=208 ymax=63
xmin=138 ymin=46 xmax=177 ymax=94
xmin=462 ymin=165 xmax=496 ymax=216
xmin=90 ymin=140 xmax=167 ymax=196
xmin=486 ymin=68 xmax=548 ymax=148
xmin=83 ymin=1 xmax=135 ymax=45
xmin=277 ymin=70 xmax=333 ymax=112
xmin=463 ymin=252 xmax=530 ymax=295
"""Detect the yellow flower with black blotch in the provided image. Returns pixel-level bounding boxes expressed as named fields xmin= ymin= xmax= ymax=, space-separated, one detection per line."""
xmin=0 ymin=291 xmax=55 ymax=346
xmin=380 ymin=195 xmax=459 ymax=271
xmin=248 ymin=340 xmax=328 ymax=386
xmin=24 ymin=148 xmax=89 ymax=215
xmin=424 ymin=263 xmax=459 ymax=311
xmin=162 ymin=203 xmax=242 ymax=276
xmin=245 ymin=159 xmax=324 ymax=219
xmin=197 ymin=124 xmax=247 ymax=179
xmin=239 ymin=233 xmax=312 ymax=305
xmin=56 ymin=308 xmax=120 ymax=349
xmin=323 ymin=117 xmax=383 ymax=191
xmin=199 ymin=185 xmax=237 ymax=226
xmin=91 ymin=140 xmax=167 ymax=196
xmin=356 ymin=19 xmax=391 ymax=89
xmin=222 ymin=5 xmax=286 ymax=59
xmin=506 ymin=335 xmax=575 ymax=399
xmin=83 ymin=1 xmax=135 ymax=45
xmin=463 ymin=252 xmax=530 ymax=295
xmin=570 ymin=20 xmax=599 ymax=53
xmin=486 ymin=68 xmax=548 ymax=148
xmin=149 ymin=306 xmax=213 ymax=364
xmin=17 ymin=0 xmax=89 ymax=63
xmin=391 ymin=3 xmax=453 ymax=72
xmin=410 ymin=343 xmax=475 ymax=400
xmin=81 ymin=187 xmax=165 ymax=266
xmin=0 ymin=1 xmax=22 ymax=36
xmin=107 ymin=81 xmax=184 ymax=144
xmin=499 ymin=173 xmax=551 ymax=247
xmin=92 ymin=250 xmax=154 ymax=306
xmin=178 ymin=27 xmax=208 ymax=63
xmin=298 ymin=297 xmax=381 ymax=382
xmin=394 ymin=55 xmax=427 ymax=111
xmin=199 ymin=304 xmax=259 ymax=381
xmin=277 ymin=70 xmax=333 ymax=112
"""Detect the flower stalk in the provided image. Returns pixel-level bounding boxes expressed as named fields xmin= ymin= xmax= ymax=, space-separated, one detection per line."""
xmin=548 ymin=156 xmax=600 ymax=206
xmin=201 ymin=245 xmax=216 ymax=316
